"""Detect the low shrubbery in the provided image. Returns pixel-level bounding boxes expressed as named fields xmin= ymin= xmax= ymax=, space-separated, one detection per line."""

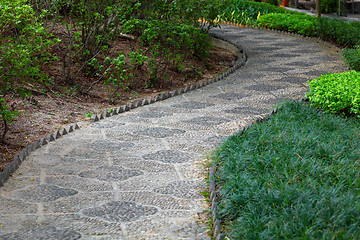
xmin=306 ymin=71 xmax=360 ymax=117
xmin=127 ymin=19 xmax=211 ymax=87
xmin=215 ymin=101 xmax=360 ymax=239
xmin=256 ymin=12 xmax=317 ymax=36
xmin=317 ymin=17 xmax=360 ymax=47
xmin=342 ymin=46 xmax=360 ymax=71
xmin=219 ymin=0 xmax=291 ymax=25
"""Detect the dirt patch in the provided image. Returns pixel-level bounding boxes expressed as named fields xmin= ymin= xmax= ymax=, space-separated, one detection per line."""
xmin=0 ymin=36 xmax=237 ymax=171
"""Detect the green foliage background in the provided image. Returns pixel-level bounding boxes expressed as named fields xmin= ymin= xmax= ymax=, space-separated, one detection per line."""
xmin=0 ymin=0 xmax=57 ymax=142
xmin=0 ymin=0 xmax=223 ymax=142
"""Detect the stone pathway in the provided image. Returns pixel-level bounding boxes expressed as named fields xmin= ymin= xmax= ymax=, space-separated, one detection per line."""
xmin=0 ymin=25 xmax=346 ymax=239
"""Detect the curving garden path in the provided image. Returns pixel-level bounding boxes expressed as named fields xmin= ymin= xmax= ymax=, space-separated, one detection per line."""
xmin=0 ymin=25 xmax=346 ymax=239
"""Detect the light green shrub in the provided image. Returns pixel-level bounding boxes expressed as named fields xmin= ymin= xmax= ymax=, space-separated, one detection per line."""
xmin=306 ymin=71 xmax=360 ymax=117
xmin=0 ymin=0 xmax=55 ymax=142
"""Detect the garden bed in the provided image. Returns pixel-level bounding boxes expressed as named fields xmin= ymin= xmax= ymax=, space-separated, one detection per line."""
xmin=214 ymin=101 xmax=360 ymax=239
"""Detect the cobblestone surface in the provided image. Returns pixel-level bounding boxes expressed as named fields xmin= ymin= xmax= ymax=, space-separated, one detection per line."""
xmin=171 ymin=101 xmax=216 ymax=109
xmin=0 ymin=25 xmax=346 ymax=239
xmin=0 ymin=226 xmax=82 ymax=240
xmin=142 ymin=150 xmax=194 ymax=164
xmin=81 ymin=201 xmax=158 ymax=222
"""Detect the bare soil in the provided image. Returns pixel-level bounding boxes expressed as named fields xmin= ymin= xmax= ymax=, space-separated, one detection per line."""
xmin=0 ymin=36 xmax=237 ymax=171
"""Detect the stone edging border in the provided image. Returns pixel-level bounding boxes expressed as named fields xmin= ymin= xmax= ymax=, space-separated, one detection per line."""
xmin=0 ymin=123 xmax=80 ymax=186
xmin=0 ymin=34 xmax=246 ymax=187
xmin=208 ymin=98 xmax=309 ymax=240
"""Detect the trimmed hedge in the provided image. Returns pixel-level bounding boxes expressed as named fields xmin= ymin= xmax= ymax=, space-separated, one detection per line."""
xmin=317 ymin=17 xmax=360 ymax=47
xmin=256 ymin=13 xmax=317 ymax=36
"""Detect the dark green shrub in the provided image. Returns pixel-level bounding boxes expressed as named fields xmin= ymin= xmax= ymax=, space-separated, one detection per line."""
xmin=321 ymin=0 xmax=338 ymax=13
xmin=92 ymin=15 xmax=212 ymax=89
xmin=140 ymin=20 xmax=210 ymax=86
xmin=219 ymin=0 xmax=291 ymax=25
xmin=256 ymin=13 xmax=317 ymax=36
xmin=343 ymin=46 xmax=360 ymax=71
xmin=306 ymin=71 xmax=360 ymax=117
xmin=263 ymin=0 xmax=279 ymax=6
xmin=317 ymin=18 xmax=360 ymax=47
xmin=29 ymin=0 xmax=135 ymax=84
xmin=129 ymin=0 xmax=225 ymax=29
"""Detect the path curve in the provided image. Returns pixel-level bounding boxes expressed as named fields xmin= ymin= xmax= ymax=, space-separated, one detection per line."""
xmin=0 ymin=25 xmax=346 ymax=239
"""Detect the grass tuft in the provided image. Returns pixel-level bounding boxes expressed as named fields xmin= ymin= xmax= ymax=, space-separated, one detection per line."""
xmin=215 ymin=101 xmax=360 ymax=239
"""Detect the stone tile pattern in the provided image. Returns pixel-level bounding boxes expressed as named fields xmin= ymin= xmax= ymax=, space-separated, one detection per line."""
xmin=0 ymin=25 xmax=345 ymax=239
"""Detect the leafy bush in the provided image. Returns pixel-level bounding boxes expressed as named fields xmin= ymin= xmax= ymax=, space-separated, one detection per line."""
xmin=139 ymin=20 xmax=210 ymax=86
xmin=219 ymin=0 xmax=292 ymax=25
xmin=215 ymin=101 xmax=360 ymax=239
xmin=343 ymin=46 xmax=360 ymax=71
xmin=263 ymin=0 xmax=280 ymax=6
xmin=139 ymin=0 xmax=225 ymax=27
xmin=29 ymin=0 xmax=219 ymax=89
xmin=0 ymin=0 xmax=55 ymax=142
xmin=256 ymin=12 xmax=317 ymax=36
xmin=306 ymin=71 xmax=360 ymax=117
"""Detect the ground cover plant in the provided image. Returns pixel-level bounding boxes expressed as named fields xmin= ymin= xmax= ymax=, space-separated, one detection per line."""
xmin=214 ymin=101 xmax=360 ymax=239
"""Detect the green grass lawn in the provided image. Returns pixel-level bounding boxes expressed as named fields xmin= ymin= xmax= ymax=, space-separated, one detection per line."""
xmin=214 ymin=101 xmax=360 ymax=239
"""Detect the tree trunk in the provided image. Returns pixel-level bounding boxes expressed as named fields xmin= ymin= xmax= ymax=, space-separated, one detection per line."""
xmin=316 ymin=0 xmax=321 ymax=17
